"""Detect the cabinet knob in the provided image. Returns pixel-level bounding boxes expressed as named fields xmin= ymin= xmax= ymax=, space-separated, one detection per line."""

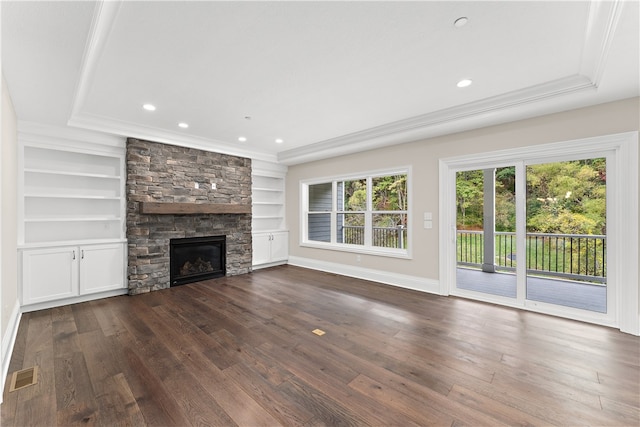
xmin=72 ymin=250 xmax=76 ymax=260
xmin=81 ymin=250 xmax=84 ymax=259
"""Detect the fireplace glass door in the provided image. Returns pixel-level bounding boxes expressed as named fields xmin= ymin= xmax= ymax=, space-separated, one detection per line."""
xmin=170 ymin=236 xmax=226 ymax=286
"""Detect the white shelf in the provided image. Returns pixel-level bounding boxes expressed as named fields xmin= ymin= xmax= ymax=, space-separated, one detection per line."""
xmin=25 ymin=217 xmax=121 ymax=223
xmin=252 ymin=167 xmax=286 ymax=234
xmin=24 ymin=146 xmax=121 ymax=176
xmin=24 ymin=168 xmax=120 ymax=180
xmin=19 ymin=238 xmax=127 ymax=250
xmin=24 ymin=194 xmax=121 ymax=200
xmin=20 ymin=140 xmax=126 ymax=246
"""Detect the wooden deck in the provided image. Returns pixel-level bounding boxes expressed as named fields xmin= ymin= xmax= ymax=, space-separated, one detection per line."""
xmin=2 ymin=265 xmax=637 ymax=426
xmin=457 ymin=267 xmax=607 ymax=313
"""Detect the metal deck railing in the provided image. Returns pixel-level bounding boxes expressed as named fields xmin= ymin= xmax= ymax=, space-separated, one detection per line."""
xmin=457 ymin=230 xmax=606 ymax=284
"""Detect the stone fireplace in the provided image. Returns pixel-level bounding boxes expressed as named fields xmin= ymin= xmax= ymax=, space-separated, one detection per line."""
xmin=126 ymin=138 xmax=252 ymax=295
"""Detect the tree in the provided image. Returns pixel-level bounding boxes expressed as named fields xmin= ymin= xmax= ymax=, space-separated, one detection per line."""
xmin=495 ymin=166 xmax=516 ymax=232
xmin=456 ymin=170 xmax=483 ymax=229
xmin=526 ymin=159 xmax=606 ymax=234
xmin=456 ymin=159 xmax=606 ymax=235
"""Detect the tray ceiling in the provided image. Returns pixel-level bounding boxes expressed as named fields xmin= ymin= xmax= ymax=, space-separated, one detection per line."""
xmin=2 ymin=1 xmax=638 ymax=164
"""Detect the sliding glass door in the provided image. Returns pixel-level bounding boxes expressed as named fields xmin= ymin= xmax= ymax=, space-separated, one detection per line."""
xmin=525 ymin=158 xmax=607 ymax=313
xmin=456 ymin=166 xmax=517 ymax=299
xmin=453 ymin=152 xmax=613 ymax=321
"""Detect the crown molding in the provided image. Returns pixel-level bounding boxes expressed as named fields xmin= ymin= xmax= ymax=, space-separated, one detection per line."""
xmin=580 ymin=0 xmax=626 ymax=87
xmin=69 ymin=0 xmax=122 ymax=120
xmin=252 ymin=159 xmax=288 ymax=176
xmin=278 ymin=75 xmax=596 ymax=165
xmin=68 ymin=112 xmax=278 ymax=162
xmin=18 ymin=120 xmax=125 ymax=150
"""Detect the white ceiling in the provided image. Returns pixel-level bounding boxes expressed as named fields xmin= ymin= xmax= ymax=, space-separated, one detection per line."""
xmin=2 ymin=1 xmax=638 ymax=165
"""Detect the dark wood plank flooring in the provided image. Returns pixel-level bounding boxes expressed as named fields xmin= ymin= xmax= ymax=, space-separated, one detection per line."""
xmin=2 ymin=265 xmax=639 ymax=426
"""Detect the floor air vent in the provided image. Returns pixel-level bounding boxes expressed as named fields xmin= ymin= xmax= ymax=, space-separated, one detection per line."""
xmin=9 ymin=366 xmax=38 ymax=392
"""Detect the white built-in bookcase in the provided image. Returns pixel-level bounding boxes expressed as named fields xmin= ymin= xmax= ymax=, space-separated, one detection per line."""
xmin=18 ymin=125 xmax=128 ymax=311
xmin=252 ymin=173 xmax=285 ymax=232
xmin=251 ymin=160 xmax=288 ymax=268
xmin=21 ymin=145 xmax=124 ymax=244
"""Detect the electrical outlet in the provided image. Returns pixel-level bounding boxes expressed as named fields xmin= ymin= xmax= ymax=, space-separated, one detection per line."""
xmin=211 ymin=183 xmax=217 ymax=190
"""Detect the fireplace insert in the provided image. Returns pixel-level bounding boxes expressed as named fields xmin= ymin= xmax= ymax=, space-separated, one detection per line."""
xmin=170 ymin=235 xmax=226 ymax=286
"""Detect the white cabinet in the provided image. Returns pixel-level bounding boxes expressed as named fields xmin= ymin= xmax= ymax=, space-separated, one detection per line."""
xmin=79 ymin=244 xmax=126 ymax=294
xmin=22 ymin=246 xmax=78 ymax=305
xmin=252 ymin=231 xmax=289 ymax=268
xmin=21 ymin=243 xmax=126 ymax=306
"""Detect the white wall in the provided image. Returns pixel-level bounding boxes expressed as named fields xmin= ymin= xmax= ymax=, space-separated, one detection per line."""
xmin=286 ymin=97 xmax=640 ymax=328
xmin=1 ymin=74 xmax=20 ymax=397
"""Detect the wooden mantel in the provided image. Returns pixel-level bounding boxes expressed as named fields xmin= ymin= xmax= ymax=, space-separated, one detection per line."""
xmin=139 ymin=202 xmax=251 ymax=215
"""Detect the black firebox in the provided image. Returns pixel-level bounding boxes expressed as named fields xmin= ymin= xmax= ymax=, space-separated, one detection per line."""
xmin=170 ymin=235 xmax=226 ymax=286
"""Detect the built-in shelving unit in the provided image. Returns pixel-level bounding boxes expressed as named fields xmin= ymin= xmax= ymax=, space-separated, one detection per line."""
xmin=252 ymin=161 xmax=287 ymax=232
xmin=18 ymin=125 xmax=128 ymax=312
xmin=252 ymin=160 xmax=288 ymax=268
xmin=21 ymin=144 xmax=125 ymax=245
xmin=252 ymin=180 xmax=285 ymax=231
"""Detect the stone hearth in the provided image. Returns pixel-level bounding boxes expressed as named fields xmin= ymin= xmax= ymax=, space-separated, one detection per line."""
xmin=126 ymin=138 xmax=252 ymax=295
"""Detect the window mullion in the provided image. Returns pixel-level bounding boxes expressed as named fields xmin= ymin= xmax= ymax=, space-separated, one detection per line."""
xmin=331 ymin=181 xmax=337 ymax=244
xmin=364 ymin=176 xmax=372 ymax=247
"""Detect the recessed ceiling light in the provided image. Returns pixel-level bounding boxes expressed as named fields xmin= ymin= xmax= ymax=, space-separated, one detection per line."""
xmin=178 ymin=122 xmax=189 ymax=129
xmin=142 ymin=103 xmax=156 ymax=111
xmin=238 ymin=136 xmax=247 ymax=142
xmin=457 ymin=79 xmax=473 ymax=88
xmin=454 ymin=17 xmax=468 ymax=28
xmin=275 ymin=138 xmax=284 ymax=144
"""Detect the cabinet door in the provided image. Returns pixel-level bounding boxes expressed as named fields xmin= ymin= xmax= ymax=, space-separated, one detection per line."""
xmin=22 ymin=247 xmax=79 ymax=305
xmin=270 ymin=231 xmax=289 ymax=262
xmin=80 ymin=243 xmax=125 ymax=294
xmin=252 ymin=233 xmax=272 ymax=266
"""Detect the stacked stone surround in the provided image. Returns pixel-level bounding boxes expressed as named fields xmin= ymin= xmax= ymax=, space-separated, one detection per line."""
xmin=126 ymin=138 xmax=252 ymax=295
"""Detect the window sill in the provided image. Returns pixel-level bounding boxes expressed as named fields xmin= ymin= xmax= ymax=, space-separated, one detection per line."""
xmin=300 ymin=241 xmax=411 ymax=259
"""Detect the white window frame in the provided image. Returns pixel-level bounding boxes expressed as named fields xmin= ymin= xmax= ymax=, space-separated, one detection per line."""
xmin=301 ymin=167 xmax=412 ymax=259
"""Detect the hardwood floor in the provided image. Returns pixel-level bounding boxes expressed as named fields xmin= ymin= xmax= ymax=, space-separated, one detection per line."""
xmin=2 ymin=265 xmax=639 ymax=426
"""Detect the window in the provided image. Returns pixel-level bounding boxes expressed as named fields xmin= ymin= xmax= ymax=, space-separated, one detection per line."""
xmin=302 ymin=169 xmax=410 ymax=257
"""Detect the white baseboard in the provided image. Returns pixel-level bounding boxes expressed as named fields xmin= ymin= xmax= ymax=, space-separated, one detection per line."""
xmin=1 ymin=300 xmax=22 ymax=404
xmin=288 ymin=256 xmax=440 ymax=295
xmin=20 ymin=288 xmax=129 ymax=313
xmin=252 ymin=259 xmax=288 ymax=271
